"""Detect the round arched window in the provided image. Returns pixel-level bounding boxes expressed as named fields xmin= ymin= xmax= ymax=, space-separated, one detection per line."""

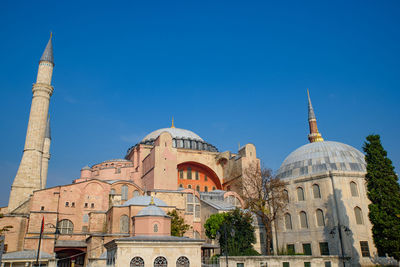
xmin=130 ymin=257 xmax=144 ymax=267
xmin=57 ymin=219 xmax=74 ymax=234
xmin=154 ymin=256 xmax=167 ymax=267
xmin=154 ymin=224 xmax=159 ymax=233
xmin=176 ymin=256 xmax=190 ymax=267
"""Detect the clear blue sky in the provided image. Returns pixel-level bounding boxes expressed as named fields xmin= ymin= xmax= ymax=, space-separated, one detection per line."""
xmin=0 ymin=0 xmax=399 ymax=206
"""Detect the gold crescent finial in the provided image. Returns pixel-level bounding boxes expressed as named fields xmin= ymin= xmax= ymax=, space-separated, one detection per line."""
xmin=171 ymin=117 xmax=175 ymax=128
xmin=150 ymin=196 xmax=155 ymax=205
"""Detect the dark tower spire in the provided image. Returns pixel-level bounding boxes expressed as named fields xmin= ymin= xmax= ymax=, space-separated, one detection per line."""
xmin=307 ymin=89 xmax=324 ymax=143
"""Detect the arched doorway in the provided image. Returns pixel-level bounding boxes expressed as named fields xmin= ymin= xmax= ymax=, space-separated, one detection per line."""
xmin=55 ymin=248 xmax=86 ymax=267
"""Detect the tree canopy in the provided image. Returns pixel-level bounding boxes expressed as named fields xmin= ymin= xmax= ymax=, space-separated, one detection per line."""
xmin=204 ymin=208 xmax=258 ymax=256
xmin=167 ymin=209 xmax=191 ymax=237
xmin=363 ymin=134 xmax=400 ymax=260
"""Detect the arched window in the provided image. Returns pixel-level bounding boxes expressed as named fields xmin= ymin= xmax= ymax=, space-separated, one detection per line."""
xmin=283 ymin=189 xmax=289 ymax=203
xmin=120 ymin=215 xmax=129 ymax=233
xmin=121 ymin=185 xmax=128 ymax=200
xmin=316 ymin=209 xmax=325 ymax=227
xmin=176 ymin=256 xmax=190 ymax=267
xmin=313 ymin=184 xmax=321 ymax=199
xmin=154 ymin=223 xmax=158 ymax=232
xmin=130 ymin=257 xmax=144 ymax=267
xmin=195 ymin=196 xmax=200 ymax=218
xmin=350 ymin=182 xmax=359 ymax=197
xmin=187 ymin=168 xmax=192 ymax=180
xmin=297 ymin=187 xmax=305 ymax=201
xmin=300 ymin=211 xmax=308 ymax=228
xmin=154 ymin=256 xmax=167 ymax=267
xmin=188 ymin=185 xmax=192 ymax=189
xmin=196 ymin=185 xmax=200 ymax=192
xmin=204 ymin=186 xmax=208 ymax=192
xmin=354 ymin=207 xmax=364 ymax=225
xmin=133 ymin=190 xmax=140 ymax=197
xmin=284 ymin=213 xmax=292 ymax=230
xmin=58 ymin=219 xmax=74 ymax=234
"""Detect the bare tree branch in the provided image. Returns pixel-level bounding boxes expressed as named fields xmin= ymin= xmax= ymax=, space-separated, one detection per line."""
xmin=238 ymin=162 xmax=288 ymax=255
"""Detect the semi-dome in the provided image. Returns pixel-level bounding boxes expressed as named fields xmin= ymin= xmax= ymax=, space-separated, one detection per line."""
xmin=277 ymin=141 xmax=366 ymax=180
xmin=142 ymin=127 xmax=204 ymax=142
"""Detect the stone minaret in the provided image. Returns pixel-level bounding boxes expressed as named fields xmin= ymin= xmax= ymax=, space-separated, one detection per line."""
xmin=307 ymin=89 xmax=324 ymax=143
xmin=8 ymin=34 xmax=54 ymax=212
xmin=40 ymin=117 xmax=51 ymax=189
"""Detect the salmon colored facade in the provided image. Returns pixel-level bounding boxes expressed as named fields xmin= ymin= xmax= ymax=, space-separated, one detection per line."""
xmin=0 ymin=35 xmax=258 ymax=267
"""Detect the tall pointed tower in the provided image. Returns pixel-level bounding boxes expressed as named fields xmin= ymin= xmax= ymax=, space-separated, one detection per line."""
xmin=8 ymin=34 xmax=55 ymax=212
xmin=40 ymin=116 xmax=51 ymax=189
xmin=307 ymin=89 xmax=324 ymax=143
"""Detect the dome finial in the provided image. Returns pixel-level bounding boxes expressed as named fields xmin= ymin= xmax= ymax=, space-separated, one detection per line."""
xmin=307 ymin=89 xmax=324 ymax=143
xmin=149 ymin=196 xmax=155 ymax=205
xmin=171 ymin=117 xmax=175 ymax=128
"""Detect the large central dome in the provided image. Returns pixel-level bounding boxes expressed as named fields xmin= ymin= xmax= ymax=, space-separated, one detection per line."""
xmin=277 ymin=141 xmax=366 ymax=180
xmin=142 ymin=128 xmax=204 ymax=142
xmin=129 ymin=126 xmax=218 ymax=153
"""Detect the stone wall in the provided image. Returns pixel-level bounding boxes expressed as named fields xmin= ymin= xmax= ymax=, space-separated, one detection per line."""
xmin=220 ymin=255 xmax=342 ymax=267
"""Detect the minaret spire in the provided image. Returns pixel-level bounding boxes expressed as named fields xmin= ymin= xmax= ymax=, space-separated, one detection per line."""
xmin=8 ymin=35 xmax=55 ymax=212
xmin=40 ymin=32 xmax=54 ymax=65
xmin=307 ymin=89 xmax=324 ymax=143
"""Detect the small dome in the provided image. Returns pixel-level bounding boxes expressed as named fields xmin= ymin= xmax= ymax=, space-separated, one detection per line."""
xmin=122 ymin=196 xmax=168 ymax=207
xmin=81 ymin=165 xmax=91 ymax=170
xmin=142 ymin=128 xmax=204 ymax=142
xmin=136 ymin=204 xmax=168 ymax=217
xmin=277 ymin=141 xmax=366 ymax=180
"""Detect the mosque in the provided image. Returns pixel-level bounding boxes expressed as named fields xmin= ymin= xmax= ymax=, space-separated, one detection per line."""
xmin=0 ymin=35 xmax=383 ymax=267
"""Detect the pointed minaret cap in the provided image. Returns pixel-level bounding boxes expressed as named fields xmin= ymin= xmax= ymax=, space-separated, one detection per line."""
xmin=45 ymin=116 xmax=51 ymax=139
xmin=307 ymin=89 xmax=324 ymax=143
xmin=307 ymin=88 xmax=316 ymax=121
xmin=40 ymin=33 xmax=54 ymax=64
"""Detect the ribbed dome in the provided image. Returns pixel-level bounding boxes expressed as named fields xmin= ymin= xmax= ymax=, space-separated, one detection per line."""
xmin=277 ymin=141 xmax=366 ymax=180
xmin=122 ymin=196 xmax=168 ymax=207
xmin=142 ymin=128 xmax=204 ymax=142
xmin=136 ymin=204 xmax=168 ymax=217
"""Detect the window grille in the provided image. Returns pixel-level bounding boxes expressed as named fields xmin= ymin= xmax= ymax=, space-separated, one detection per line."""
xmin=58 ymin=219 xmax=74 ymax=234
xmin=176 ymin=256 xmax=189 ymax=267
xmin=130 ymin=257 xmax=144 ymax=267
xmin=154 ymin=256 xmax=167 ymax=267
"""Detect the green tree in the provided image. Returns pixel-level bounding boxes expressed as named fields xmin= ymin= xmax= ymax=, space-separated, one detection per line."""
xmin=204 ymin=213 xmax=228 ymax=239
xmin=363 ymin=134 xmax=400 ymax=260
xmin=205 ymin=208 xmax=258 ymax=256
xmin=167 ymin=209 xmax=191 ymax=237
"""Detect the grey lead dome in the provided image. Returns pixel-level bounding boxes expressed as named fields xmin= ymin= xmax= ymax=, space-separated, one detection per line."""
xmin=277 ymin=141 xmax=366 ymax=179
xmin=142 ymin=127 xmax=204 ymax=142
